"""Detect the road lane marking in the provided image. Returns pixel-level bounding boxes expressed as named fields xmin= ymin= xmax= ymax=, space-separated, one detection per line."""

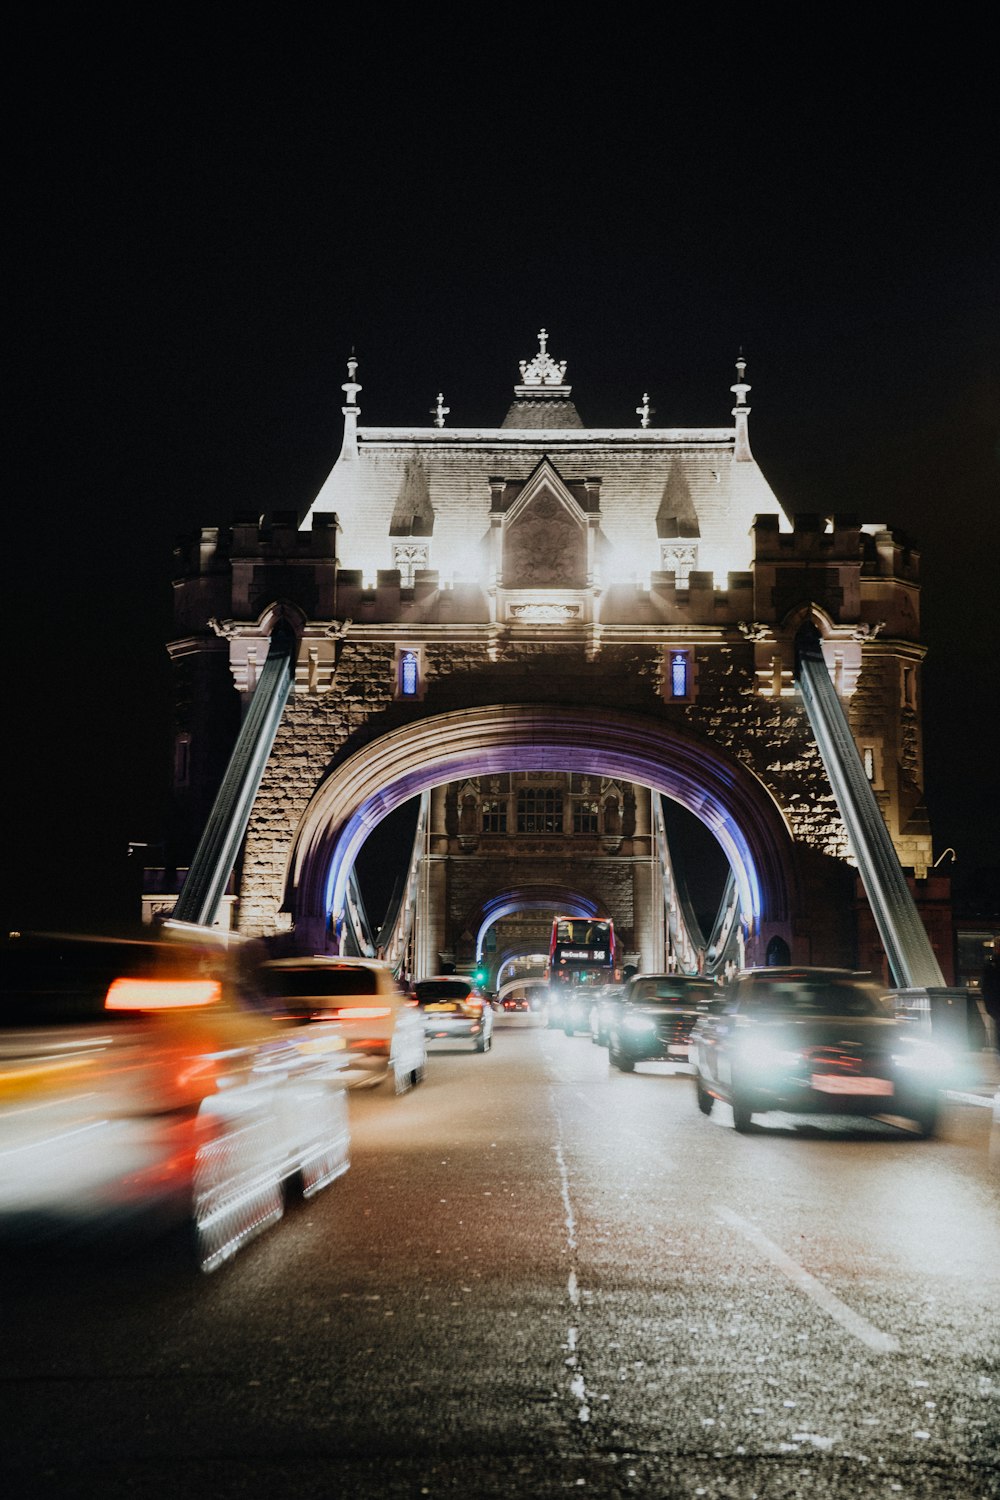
xmin=554 ymin=1138 xmax=578 ymax=1251
xmin=716 ymin=1205 xmax=901 ymax=1355
xmin=553 ymin=1111 xmax=590 ymax=1422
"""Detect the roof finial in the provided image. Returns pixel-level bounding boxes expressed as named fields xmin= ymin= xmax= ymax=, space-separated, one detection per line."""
xmin=731 ymin=347 xmax=749 ymax=406
xmin=636 ymin=392 xmax=653 ymax=428
xmin=730 ymin=349 xmax=753 ymax=462
xmin=518 ymin=329 xmax=568 ymax=387
xmin=340 ymin=351 xmax=362 ymax=461
xmin=342 ymin=352 xmax=361 ymax=407
xmin=430 ymin=392 xmax=450 ymax=428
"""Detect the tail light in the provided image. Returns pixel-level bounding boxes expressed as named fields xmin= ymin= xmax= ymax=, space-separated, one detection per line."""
xmin=464 ymin=998 xmax=484 ymax=1013
xmin=105 ymin=978 xmax=222 ymax=1011
xmin=328 ymin=1006 xmax=392 ymax=1020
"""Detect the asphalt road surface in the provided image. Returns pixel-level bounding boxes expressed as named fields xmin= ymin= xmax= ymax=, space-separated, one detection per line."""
xmin=3 ymin=1017 xmax=999 ymax=1499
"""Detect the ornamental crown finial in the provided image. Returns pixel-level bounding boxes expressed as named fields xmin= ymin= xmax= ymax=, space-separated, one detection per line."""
xmin=430 ymin=392 xmax=450 ymax=427
xmin=636 ymin=393 xmax=653 ymax=428
xmin=518 ymin=328 xmax=568 ymax=387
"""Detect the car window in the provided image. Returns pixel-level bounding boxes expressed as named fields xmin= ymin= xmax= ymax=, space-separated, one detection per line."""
xmin=628 ymin=978 xmax=714 ymax=1003
xmin=736 ymin=979 xmax=889 ymax=1018
xmin=415 ymin=981 xmax=473 ymax=1002
xmin=260 ymin=965 xmax=380 ymax=999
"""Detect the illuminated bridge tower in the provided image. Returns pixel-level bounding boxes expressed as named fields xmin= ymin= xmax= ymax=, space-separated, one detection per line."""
xmin=166 ymin=334 xmax=947 ymax=984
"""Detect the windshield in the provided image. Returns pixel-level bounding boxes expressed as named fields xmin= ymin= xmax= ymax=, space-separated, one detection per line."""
xmin=261 ymin=965 xmax=380 ymax=999
xmin=737 ymin=978 xmax=890 ymax=1018
xmin=415 ymin=981 xmax=474 ymax=1002
xmin=628 ymin=978 xmax=715 ymax=1004
xmin=555 ymin=921 xmax=610 ymax=946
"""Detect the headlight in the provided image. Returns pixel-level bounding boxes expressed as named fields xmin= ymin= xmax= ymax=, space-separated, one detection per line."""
xmin=892 ymin=1040 xmax=953 ymax=1074
xmin=623 ymin=1014 xmax=656 ymax=1033
xmin=737 ymin=1037 xmax=801 ymax=1071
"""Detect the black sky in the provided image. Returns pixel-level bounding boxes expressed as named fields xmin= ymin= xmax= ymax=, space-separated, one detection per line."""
xmin=5 ymin=16 xmax=998 ymax=932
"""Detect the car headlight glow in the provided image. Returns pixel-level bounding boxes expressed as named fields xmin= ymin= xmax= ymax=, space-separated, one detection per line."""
xmin=892 ymin=1040 xmax=953 ymax=1074
xmin=623 ymin=1014 xmax=657 ymax=1033
xmin=737 ymin=1038 xmax=801 ymax=1072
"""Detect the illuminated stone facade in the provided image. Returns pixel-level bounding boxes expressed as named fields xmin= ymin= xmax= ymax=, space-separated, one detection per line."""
xmin=167 ymin=337 xmax=937 ymax=971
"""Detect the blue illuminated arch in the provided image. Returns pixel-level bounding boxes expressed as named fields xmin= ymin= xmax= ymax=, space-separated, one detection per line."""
xmin=289 ymin=704 xmax=798 ymax=962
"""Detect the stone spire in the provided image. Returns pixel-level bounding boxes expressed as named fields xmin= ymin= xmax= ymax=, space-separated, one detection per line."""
xmin=430 ymin=392 xmax=450 ymax=427
xmin=340 ymin=353 xmax=362 ymax=460
xmin=636 ymin=393 xmax=653 ymax=429
xmin=730 ymin=351 xmax=752 ymax=462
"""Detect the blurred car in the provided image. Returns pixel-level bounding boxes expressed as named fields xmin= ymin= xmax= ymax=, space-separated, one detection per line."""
xmin=559 ymin=987 xmax=596 ymax=1036
xmin=413 ymin=976 xmax=494 ymax=1051
xmin=499 ymin=989 xmax=530 ymax=1013
xmin=690 ymin=966 xmax=947 ymax=1135
xmin=0 ymin=928 xmax=351 ymax=1271
xmin=608 ymin=973 xmax=719 ymax=1070
xmin=544 ymin=987 xmax=565 ymax=1029
xmin=589 ymin=984 xmax=625 ymax=1046
xmin=257 ymin=956 xmax=427 ymax=1089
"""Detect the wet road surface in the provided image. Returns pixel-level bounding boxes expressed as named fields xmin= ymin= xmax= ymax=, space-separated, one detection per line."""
xmin=3 ymin=1017 xmax=999 ymax=1498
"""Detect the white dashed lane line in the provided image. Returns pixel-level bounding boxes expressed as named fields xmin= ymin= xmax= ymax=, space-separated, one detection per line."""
xmin=553 ymin=1120 xmax=591 ymax=1424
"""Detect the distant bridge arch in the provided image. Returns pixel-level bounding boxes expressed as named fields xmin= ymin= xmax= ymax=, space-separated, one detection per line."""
xmin=471 ymin=884 xmax=606 ymax=965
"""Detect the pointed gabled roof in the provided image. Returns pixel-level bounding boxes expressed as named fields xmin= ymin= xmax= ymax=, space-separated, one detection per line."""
xmin=305 ymin=348 xmax=784 ymax=586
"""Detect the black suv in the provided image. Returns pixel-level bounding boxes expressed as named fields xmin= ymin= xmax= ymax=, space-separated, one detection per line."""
xmin=608 ymin=973 xmax=720 ymax=1072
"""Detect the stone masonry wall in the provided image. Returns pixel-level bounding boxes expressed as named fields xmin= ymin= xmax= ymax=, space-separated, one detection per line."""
xmin=237 ymin=632 xmax=853 ymax=937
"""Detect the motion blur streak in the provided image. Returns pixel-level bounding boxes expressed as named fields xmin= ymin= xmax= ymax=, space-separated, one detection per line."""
xmin=104 ymin=978 xmax=222 ymax=1011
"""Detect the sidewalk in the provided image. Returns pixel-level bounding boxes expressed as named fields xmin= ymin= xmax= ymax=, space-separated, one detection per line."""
xmin=945 ymin=1048 xmax=1000 ymax=1108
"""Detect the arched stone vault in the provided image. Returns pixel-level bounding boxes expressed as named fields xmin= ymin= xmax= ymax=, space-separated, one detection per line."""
xmin=471 ymin=885 xmax=605 ymax=965
xmin=287 ymin=703 xmax=800 ymax=964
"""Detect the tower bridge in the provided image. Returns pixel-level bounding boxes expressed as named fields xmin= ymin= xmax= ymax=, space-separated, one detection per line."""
xmin=165 ymin=335 xmax=951 ymax=992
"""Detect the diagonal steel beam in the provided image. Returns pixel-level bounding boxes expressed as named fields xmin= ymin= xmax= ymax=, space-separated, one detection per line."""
xmin=172 ymin=623 xmax=295 ymax=928
xmin=795 ymin=625 xmax=943 ymax=989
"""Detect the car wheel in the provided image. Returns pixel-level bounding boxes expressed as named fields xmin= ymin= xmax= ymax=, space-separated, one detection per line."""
xmin=695 ymin=1075 xmax=714 ymax=1116
xmin=609 ymin=1047 xmax=634 ymax=1073
xmin=908 ymin=1099 xmax=939 ymax=1138
xmin=730 ymin=1091 xmax=754 ymax=1133
xmin=393 ymin=1058 xmax=413 ymax=1094
xmin=474 ymin=1033 xmax=487 ymax=1052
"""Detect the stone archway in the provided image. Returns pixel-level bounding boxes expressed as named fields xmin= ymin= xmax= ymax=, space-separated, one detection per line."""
xmin=286 ymin=703 xmax=799 ymax=966
xmin=471 ymin=885 xmax=605 ymax=965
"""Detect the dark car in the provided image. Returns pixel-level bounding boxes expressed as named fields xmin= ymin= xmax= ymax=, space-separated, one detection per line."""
xmin=413 ymin=976 xmax=493 ymax=1052
xmin=608 ymin=973 xmax=720 ymax=1071
xmin=690 ymin=967 xmax=948 ymax=1135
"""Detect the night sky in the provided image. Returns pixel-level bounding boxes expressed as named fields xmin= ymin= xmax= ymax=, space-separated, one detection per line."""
xmin=5 ymin=17 xmax=997 ymax=933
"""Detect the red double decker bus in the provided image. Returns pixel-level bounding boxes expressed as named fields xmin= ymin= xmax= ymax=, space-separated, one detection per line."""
xmin=545 ymin=917 xmax=620 ymax=990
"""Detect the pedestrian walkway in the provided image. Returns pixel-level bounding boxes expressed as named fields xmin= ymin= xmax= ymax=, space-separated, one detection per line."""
xmin=946 ymin=1048 xmax=1000 ymax=1108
